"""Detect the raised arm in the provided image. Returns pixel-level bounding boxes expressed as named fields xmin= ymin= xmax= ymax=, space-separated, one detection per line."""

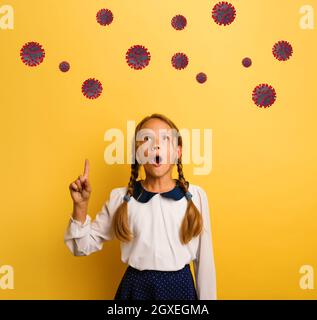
xmin=193 ymin=186 xmax=217 ymax=300
xmin=64 ymin=159 xmax=123 ymax=256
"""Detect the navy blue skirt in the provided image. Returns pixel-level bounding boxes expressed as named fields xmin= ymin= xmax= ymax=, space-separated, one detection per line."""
xmin=114 ymin=263 xmax=198 ymax=300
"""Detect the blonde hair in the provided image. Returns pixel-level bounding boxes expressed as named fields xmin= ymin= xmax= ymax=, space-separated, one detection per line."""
xmin=111 ymin=113 xmax=203 ymax=244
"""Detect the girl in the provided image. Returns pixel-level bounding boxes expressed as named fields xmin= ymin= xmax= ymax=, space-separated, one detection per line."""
xmin=64 ymin=113 xmax=217 ymax=300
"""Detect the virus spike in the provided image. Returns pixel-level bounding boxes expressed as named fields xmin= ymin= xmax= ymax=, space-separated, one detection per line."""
xmin=252 ymin=83 xmax=277 ymax=108
xmin=20 ymin=41 xmax=45 ymax=67
xmin=126 ymin=45 xmax=151 ymax=70
xmin=171 ymin=14 xmax=187 ymax=30
xmin=96 ymin=9 xmax=114 ymax=26
xmin=196 ymin=72 xmax=207 ymax=84
xmin=59 ymin=61 xmax=70 ymax=72
xmin=212 ymin=2 xmax=236 ymax=26
xmin=171 ymin=52 xmax=189 ymax=70
xmin=272 ymin=40 xmax=293 ymax=61
xmin=82 ymin=78 xmax=103 ymax=99
xmin=242 ymin=57 xmax=252 ymax=68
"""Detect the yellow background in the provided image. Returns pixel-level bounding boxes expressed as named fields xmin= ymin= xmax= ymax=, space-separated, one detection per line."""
xmin=0 ymin=0 xmax=316 ymax=299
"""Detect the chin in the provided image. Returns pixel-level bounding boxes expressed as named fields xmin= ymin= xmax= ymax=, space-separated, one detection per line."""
xmin=145 ymin=165 xmax=171 ymax=178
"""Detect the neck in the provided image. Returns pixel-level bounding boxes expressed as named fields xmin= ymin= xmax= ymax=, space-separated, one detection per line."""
xmin=141 ymin=175 xmax=176 ymax=193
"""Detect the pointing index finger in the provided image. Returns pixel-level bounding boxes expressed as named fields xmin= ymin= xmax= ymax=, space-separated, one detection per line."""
xmin=83 ymin=159 xmax=90 ymax=178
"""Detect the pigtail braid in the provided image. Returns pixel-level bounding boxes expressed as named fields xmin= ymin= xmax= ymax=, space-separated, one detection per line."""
xmin=177 ymin=158 xmax=203 ymax=244
xmin=111 ymin=162 xmax=139 ymax=242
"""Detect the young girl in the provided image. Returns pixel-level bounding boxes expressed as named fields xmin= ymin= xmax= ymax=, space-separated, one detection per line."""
xmin=64 ymin=113 xmax=217 ymax=300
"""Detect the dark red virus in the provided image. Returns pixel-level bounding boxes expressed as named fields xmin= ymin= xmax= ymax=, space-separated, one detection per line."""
xmin=171 ymin=14 xmax=187 ymax=30
xmin=252 ymin=84 xmax=277 ymax=108
xmin=212 ymin=1 xmax=236 ymax=26
xmin=96 ymin=8 xmax=113 ymax=26
xmin=171 ymin=52 xmax=189 ymax=70
xmin=20 ymin=41 xmax=45 ymax=67
xmin=272 ymin=40 xmax=293 ymax=61
xmin=242 ymin=57 xmax=252 ymax=67
xmin=126 ymin=45 xmax=151 ymax=70
xmin=81 ymin=78 xmax=103 ymax=99
xmin=59 ymin=61 xmax=70 ymax=72
xmin=196 ymin=72 xmax=207 ymax=84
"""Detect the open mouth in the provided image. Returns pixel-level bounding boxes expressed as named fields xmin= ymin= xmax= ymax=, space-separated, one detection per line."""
xmin=150 ymin=155 xmax=163 ymax=166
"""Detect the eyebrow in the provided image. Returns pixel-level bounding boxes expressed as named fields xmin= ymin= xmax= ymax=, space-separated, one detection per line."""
xmin=137 ymin=128 xmax=175 ymax=138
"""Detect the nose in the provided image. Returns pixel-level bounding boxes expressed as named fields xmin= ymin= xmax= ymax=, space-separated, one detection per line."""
xmin=151 ymin=144 xmax=160 ymax=150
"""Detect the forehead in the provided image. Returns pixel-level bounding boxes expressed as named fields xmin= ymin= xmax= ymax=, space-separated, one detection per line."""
xmin=140 ymin=118 xmax=172 ymax=132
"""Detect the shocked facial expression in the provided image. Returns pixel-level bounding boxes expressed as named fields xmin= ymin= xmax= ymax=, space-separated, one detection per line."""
xmin=135 ymin=118 xmax=181 ymax=178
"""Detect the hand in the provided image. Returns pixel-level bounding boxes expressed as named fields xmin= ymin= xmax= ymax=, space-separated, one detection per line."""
xmin=69 ymin=159 xmax=92 ymax=207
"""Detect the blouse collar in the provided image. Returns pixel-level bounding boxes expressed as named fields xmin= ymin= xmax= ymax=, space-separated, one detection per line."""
xmin=132 ymin=179 xmax=185 ymax=203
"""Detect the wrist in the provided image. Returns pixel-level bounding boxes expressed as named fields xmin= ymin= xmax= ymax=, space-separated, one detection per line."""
xmin=73 ymin=202 xmax=88 ymax=215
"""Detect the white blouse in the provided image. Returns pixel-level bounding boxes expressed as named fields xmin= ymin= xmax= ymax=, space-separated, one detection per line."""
xmin=64 ymin=180 xmax=217 ymax=300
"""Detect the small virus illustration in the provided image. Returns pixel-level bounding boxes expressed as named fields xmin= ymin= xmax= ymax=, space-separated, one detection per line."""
xmin=81 ymin=78 xmax=103 ymax=99
xmin=20 ymin=41 xmax=45 ymax=67
xmin=252 ymin=84 xmax=277 ymax=108
xmin=171 ymin=14 xmax=187 ymax=30
xmin=171 ymin=52 xmax=189 ymax=70
xmin=242 ymin=57 xmax=252 ymax=68
xmin=59 ymin=61 xmax=70 ymax=72
xmin=196 ymin=72 xmax=207 ymax=84
xmin=96 ymin=8 xmax=114 ymax=26
xmin=212 ymin=1 xmax=236 ymax=26
xmin=126 ymin=45 xmax=151 ymax=70
xmin=272 ymin=40 xmax=293 ymax=61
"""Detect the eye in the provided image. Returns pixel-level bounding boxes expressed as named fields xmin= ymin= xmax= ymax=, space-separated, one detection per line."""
xmin=161 ymin=134 xmax=170 ymax=141
xmin=143 ymin=135 xmax=152 ymax=141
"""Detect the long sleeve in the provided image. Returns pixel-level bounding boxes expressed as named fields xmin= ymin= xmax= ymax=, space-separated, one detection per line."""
xmin=193 ymin=186 xmax=217 ymax=300
xmin=64 ymin=187 xmax=123 ymax=256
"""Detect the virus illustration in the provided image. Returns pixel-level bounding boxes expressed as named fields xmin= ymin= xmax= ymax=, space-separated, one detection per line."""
xmin=212 ymin=1 xmax=236 ymax=26
xmin=59 ymin=61 xmax=70 ymax=72
xmin=171 ymin=52 xmax=189 ymax=70
xmin=242 ymin=57 xmax=252 ymax=68
xmin=81 ymin=78 xmax=103 ymax=99
xmin=252 ymin=84 xmax=277 ymax=108
xmin=126 ymin=45 xmax=151 ymax=70
xmin=171 ymin=14 xmax=187 ymax=30
xmin=20 ymin=41 xmax=45 ymax=67
xmin=272 ymin=40 xmax=293 ymax=61
xmin=96 ymin=8 xmax=114 ymax=26
xmin=196 ymin=72 xmax=207 ymax=84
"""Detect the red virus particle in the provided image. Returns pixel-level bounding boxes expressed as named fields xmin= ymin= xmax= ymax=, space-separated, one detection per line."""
xmin=242 ymin=57 xmax=252 ymax=67
xmin=212 ymin=1 xmax=236 ymax=26
xmin=126 ymin=45 xmax=151 ymax=70
xmin=20 ymin=41 xmax=45 ymax=67
xmin=272 ymin=40 xmax=293 ymax=61
xmin=196 ymin=72 xmax=207 ymax=84
xmin=171 ymin=14 xmax=187 ymax=30
xmin=81 ymin=78 xmax=103 ymax=99
xmin=171 ymin=52 xmax=189 ymax=70
xmin=96 ymin=8 xmax=114 ymax=26
xmin=252 ymin=84 xmax=277 ymax=108
xmin=59 ymin=61 xmax=70 ymax=72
